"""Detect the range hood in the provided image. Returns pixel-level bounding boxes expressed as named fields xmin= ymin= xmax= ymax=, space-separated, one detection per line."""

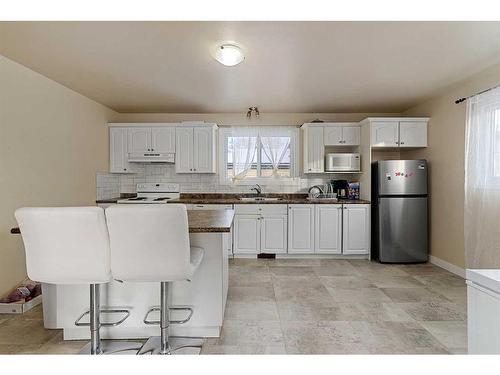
xmin=128 ymin=152 xmax=175 ymax=163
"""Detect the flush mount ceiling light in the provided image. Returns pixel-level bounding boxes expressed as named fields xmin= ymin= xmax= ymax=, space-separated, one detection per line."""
xmin=214 ymin=44 xmax=244 ymax=66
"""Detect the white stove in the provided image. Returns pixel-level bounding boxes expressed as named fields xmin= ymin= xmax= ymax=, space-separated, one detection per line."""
xmin=117 ymin=183 xmax=180 ymax=204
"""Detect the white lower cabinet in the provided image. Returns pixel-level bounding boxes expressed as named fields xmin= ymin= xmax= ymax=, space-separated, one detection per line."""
xmin=315 ymin=204 xmax=342 ymax=254
xmin=342 ymin=204 xmax=370 ymax=255
xmin=233 ymin=215 xmax=260 ymax=254
xmin=287 ymin=205 xmax=315 ymax=254
xmin=260 ymin=215 xmax=287 ymax=254
xmin=233 ymin=205 xmax=288 ymax=255
xmin=233 ymin=203 xmax=370 ymax=256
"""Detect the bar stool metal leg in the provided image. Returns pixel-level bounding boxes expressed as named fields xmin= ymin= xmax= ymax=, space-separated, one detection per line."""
xmin=90 ymin=284 xmax=102 ymax=354
xmin=138 ymin=282 xmax=203 ymax=355
xmin=78 ymin=284 xmax=143 ymax=355
xmin=160 ymin=282 xmax=170 ymax=354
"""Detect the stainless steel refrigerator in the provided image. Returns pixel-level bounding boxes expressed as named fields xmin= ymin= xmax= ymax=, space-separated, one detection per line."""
xmin=371 ymin=160 xmax=428 ymax=263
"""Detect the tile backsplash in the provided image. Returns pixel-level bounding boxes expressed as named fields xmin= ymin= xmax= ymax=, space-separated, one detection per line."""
xmin=96 ymin=164 xmax=358 ymax=198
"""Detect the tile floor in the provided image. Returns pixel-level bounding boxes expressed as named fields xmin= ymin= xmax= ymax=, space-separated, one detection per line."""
xmin=0 ymin=259 xmax=467 ymax=354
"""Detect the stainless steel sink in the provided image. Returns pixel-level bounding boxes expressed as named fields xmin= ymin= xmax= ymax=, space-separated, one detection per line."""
xmin=239 ymin=197 xmax=284 ymax=202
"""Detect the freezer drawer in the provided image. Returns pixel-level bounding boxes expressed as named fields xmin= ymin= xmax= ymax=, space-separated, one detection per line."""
xmin=378 ymin=197 xmax=428 ymax=263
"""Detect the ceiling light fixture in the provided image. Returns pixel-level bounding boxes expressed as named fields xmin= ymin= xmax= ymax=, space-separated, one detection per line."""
xmin=214 ymin=44 xmax=244 ymax=66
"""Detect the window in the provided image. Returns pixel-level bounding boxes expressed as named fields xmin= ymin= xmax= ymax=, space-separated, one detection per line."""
xmin=220 ymin=127 xmax=298 ymax=184
xmin=465 ymin=92 xmax=500 ymax=190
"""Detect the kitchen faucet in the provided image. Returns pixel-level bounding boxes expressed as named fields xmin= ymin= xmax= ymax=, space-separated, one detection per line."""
xmin=250 ymin=184 xmax=262 ymax=196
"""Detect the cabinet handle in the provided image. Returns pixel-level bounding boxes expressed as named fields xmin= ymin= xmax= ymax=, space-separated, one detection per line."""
xmin=395 ymin=142 xmax=399 ymax=145
xmin=400 ymin=142 xmax=405 ymax=145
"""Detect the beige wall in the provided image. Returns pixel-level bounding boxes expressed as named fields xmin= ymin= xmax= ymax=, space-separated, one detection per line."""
xmin=401 ymin=62 xmax=500 ymax=269
xmin=0 ymin=56 xmax=117 ymax=295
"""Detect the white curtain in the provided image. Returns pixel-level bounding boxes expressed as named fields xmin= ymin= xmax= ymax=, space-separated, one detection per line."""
xmin=230 ymin=128 xmax=258 ymax=182
xmin=465 ymin=86 xmax=500 ymax=268
xmin=260 ymin=127 xmax=291 ymax=179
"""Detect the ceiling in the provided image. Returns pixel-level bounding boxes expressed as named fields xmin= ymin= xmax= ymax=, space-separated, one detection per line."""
xmin=2 ymin=21 xmax=500 ymax=113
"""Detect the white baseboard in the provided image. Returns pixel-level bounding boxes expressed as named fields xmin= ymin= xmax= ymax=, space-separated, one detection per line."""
xmin=429 ymin=255 xmax=465 ymax=278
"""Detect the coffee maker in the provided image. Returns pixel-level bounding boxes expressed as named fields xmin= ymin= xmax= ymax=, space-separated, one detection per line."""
xmin=331 ymin=179 xmax=349 ymax=199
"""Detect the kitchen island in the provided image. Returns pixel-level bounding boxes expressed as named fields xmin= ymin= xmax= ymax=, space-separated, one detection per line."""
xmin=11 ymin=209 xmax=234 ymax=340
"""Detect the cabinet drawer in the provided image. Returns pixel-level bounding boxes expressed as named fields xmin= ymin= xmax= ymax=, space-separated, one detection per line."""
xmin=235 ymin=204 xmax=287 ymax=215
xmin=235 ymin=204 xmax=261 ymax=214
xmin=192 ymin=204 xmax=233 ymax=210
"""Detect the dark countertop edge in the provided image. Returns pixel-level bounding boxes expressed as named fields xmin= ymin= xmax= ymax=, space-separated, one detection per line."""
xmin=169 ymin=198 xmax=370 ymax=205
xmin=96 ymin=198 xmax=119 ymax=204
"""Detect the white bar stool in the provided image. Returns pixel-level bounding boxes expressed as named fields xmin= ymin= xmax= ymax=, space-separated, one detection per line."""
xmin=15 ymin=207 xmax=141 ymax=355
xmin=105 ymin=204 xmax=204 ymax=355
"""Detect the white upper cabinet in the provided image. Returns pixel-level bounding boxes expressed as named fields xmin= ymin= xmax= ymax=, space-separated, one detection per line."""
xmin=175 ymin=127 xmax=194 ymax=173
xmin=193 ymin=127 xmax=215 ymax=173
xmin=128 ymin=127 xmax=151 ymax=152
xmin=324 ymin=124 xmax=360 ymax=146
xmin=366 ymin=118 xmax=428 ymax=148
xmin=128 ymin=126 xmax=176 ymax=153
xmin=341 ymin=126 xmax=361 ymax=146
xmin=110 ymin=127 xmax=133 ymax=173
xmin=399 ymin=121 xmax=427 ymax=148
xmin=371 ymin=121 xmax=399 ymax=147
xmin=176 ymin=124 xmax=217 ymax=174
xmin=151 ymin=127 xmax=175 ymax=153
xmin=324 ymin=126 xmax=342 ymax=145
xmin=314 ymin=204 xmax=342 ymax=254
xmin=342 ymin=204 xmax=370 ymax=255
xmin=303 ymin=126 xmax=324 ymax=173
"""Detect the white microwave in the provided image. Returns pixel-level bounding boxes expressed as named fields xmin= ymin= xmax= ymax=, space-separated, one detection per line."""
xmin=325 ymin=153 xmax=360 ymax=172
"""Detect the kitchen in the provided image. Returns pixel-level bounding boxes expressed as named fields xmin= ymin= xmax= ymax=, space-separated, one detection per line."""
xmin=1 ymin=17 xmax=500 ymax=364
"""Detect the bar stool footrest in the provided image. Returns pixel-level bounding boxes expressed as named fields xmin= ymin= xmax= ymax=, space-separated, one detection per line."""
xmin=143 ymin=306 xmax=194 ymax=325
xmin=75 ymin=308 xmax=131 ymax=327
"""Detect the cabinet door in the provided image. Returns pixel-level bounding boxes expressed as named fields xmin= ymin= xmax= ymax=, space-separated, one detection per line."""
xmin=342 ymin=126 xmax=361 ymax=146
xmin=127 ymin=127 xmax=151 ymax=153
xmin=151 ymin=127 xmax=175 ymax=153
xmin=371 ymin=121 xmax=399 ymax=147
xmin=175 ymin=127 xmax=193 ymax=173
xmin=233 ymin=215 xmax=260 ymax=254
xmin=342 ymin=205 xmax=370 ymax=255
xmin=399 ymin=121 xmax=427 ymax=148
xmin=287 ymin=205 xmax=314 ymax=253
xmin=304 ymin=127 xmax=324 ymax=173
xmin=193 ymin=127 xmax=214 ymax=173
xmin=314 ymin=204 xmax=342 ymax=254
xmin=324 ymin=126 xmax=342 ymax=146
xmin=260 ymin=215 xmax=287 ymax=254
xmin=109 ymin=127 xmax=133 ymax=173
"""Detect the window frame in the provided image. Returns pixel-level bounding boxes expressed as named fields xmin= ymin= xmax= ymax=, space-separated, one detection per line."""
xmin=218 ymin=127 xmax=300 ymax=185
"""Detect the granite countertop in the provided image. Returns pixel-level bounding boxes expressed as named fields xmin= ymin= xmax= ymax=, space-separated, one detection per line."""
xmin=187 ymin=209 xmax=234 ymax=233
xmin=96 ymin=193 xmax=370 ymax=205
xmin=169 ymin=193 xmax=370 ymax=205
xmin=11 ymin=209 xmax=235 ymax=234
